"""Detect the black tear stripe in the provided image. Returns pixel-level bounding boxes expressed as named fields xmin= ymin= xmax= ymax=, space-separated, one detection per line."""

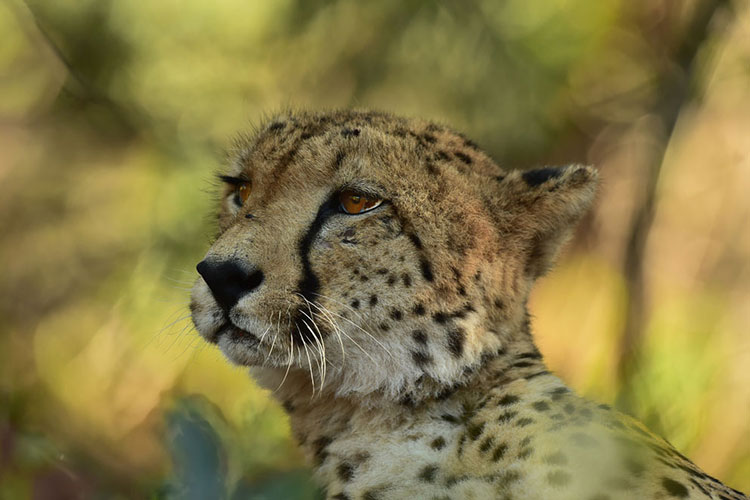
xmin=294 ymin=194 xmax=339 ymax=344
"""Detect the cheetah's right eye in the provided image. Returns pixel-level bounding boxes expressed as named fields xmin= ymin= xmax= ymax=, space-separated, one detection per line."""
xmin=339 ymin=190 xmax=383 ymax=215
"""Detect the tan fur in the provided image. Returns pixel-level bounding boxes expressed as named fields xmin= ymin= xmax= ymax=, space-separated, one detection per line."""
xmin=190 ymin=110 xmax=747 ymax=499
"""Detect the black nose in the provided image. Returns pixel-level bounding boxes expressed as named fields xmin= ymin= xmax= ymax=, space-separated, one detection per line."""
xmin=196 ymin=259 xmax=264 ymax=312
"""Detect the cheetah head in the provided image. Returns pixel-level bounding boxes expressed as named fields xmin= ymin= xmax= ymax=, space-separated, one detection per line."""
xmin=190 ymin=110 xmax=597 ymax=401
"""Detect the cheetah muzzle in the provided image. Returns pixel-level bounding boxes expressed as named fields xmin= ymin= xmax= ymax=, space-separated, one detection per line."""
xmin=190 ymin=110 xmax=747 ymax=499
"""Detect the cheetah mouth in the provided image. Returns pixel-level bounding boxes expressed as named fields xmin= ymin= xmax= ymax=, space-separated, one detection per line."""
xmin=214 ymin=323 xmax=261 ymax=348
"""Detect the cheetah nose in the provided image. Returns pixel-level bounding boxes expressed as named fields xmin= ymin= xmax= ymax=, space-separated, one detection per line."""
xmin=196 ymin=259 xmax=264 ymax=312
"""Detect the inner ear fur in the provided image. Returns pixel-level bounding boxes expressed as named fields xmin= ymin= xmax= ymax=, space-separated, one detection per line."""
xmin=494 ymin=164 xmax=598 ymax=279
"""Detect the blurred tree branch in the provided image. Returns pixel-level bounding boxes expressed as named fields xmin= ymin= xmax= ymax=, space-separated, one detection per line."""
xmin=9 ymin=0 xmax=139 ymax=136
xmin=615 ymin=0 xmax=733 ymax=417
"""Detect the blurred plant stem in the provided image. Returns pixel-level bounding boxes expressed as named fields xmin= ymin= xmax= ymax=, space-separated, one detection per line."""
xmin=615 ymin=0 xmax=733 ymax=418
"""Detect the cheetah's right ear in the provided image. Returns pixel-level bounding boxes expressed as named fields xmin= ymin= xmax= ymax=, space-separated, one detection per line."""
xmin=494 ymin=164 xmax=598 ymax=279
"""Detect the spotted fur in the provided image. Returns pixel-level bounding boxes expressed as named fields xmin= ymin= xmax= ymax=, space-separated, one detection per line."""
xmin=190 ymin=110 xmax=747 ymax=499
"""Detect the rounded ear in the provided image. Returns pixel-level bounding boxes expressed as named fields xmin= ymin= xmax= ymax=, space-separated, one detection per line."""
xmin=493 ymin=164 xmax=598 ymax=279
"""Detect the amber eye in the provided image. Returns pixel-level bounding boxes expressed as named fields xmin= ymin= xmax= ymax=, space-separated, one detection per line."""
xmin=234 ymin=182 xmax=252 ymax=205
xmin=339 ymin=190 xmax=383 ymax=214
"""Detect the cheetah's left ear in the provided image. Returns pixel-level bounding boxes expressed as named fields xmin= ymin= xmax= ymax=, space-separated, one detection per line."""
xmin=495 ymin=164 xmax=598 ymax=279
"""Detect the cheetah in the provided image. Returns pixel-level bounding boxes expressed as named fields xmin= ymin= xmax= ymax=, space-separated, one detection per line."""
xmin=189 ymin=110 xmax=747 ymax=499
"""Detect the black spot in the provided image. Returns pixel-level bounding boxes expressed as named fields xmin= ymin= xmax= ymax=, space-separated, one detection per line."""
xmin=549 ymin=387 xmax=569 ymax=400
xmin=333 ymin=150 xmax=346 ymax=168
xmin=435 ymin=385 xmax=457 ymax=401
xmin=456 ymin=433 xmax=467 ymax=456
xmin=497 ymin=470 xmax=522 ymax=486
xmin=493 ymin=299 xmax=504 ymax=309
xmin=282 ymin=400 xmax=295 ymax=413
xmin=516 ymin=418 xmax=534 ymax=427
xmin=276 ymin=145 xmax=299 ymax=170
xmin=525 ymin=370 xmax=551 ymax=380
xmin=300 ymin=132 xmax=313 ymax=140
xmin=433 ymin=312 xmax=448 ymax=324
xmin=662 ymin=478 xmax=689 ymax=497
xmin=331 ymin=494 xmax=350 ymax=500
xmin=412 ymin=330 xmax=427 ymax=344
xmin=411 ymin=350 xmax=432 ymax=367
xmin=337 ymin=462 xmax=354 ymax=482
xmin=392 ymin=126 xmax=407 ymax=137
xmin=418 ymin=465 xmax=439 ymax=482
xmin=445 ymin=475 xmax=468 ymax=487
xmin=543 ymin=451 xmax=568 ymax=465
xmin=413 ymin=303 xmax=426 ymax=316
xmin=402 ymin=273 xmax=412 ymax=287
xmin=463 ymin=138 xmax=479 ymax=150
xmin=421 ymin=133 xmax=437 ymax=143
xmin=369 ymin=295 xmax=378 ymax=307
xmin=268 ymin=121 xmax=285 ymax=131
xmin=387 ymin=275 xmax=397 ymax=286
xmin=498 ymin=395 xmax=520 ymax=406
xmin=512 ymin=360 xmax=536 ymax=368
xmin=360 ymin=274 xmax=369 ymax=282
xmin=479 ymin=436 xmax=495 ymax=453
xmin=441 ymin=414 xmax=459 ymax=424
xmin=491 ymin=443 xmax=508 ymax=462
xmin=420 ymin=258 xmax=434 ymax=282
xmin=312 ymin=436 xmax=333 ymax=465
xmin=454 ymin=151 xmax=472 ymax=164
xmin=407 ymin=232 xmax=423 ymax=250
xmin=426 ymin=162 xmax=439 ymax=176
xmin=341 ymin=128 xmax=360 ymax=137
xmin=400 ymin=394 xmax=416 ymax=407
xmin=350 ymin=299 xmax=360 ymax=309
xmin=547 ymin=469 xmax=571 ymax=486
xmin=522 ymin=167 xmax=562 ymax=187
xmin=494 ymin=175 xmax=506 ymax=183
xmin=447 ymin=328 xmax=465 ymax=357
xmin=518 ymin=447 xmax=533 ymax=460
xmin=532 ymin=401 xmax=550 ymax=412
xmin=375 ymin=268 xmax=388 ymax=275
xmin=390 ymin=308 xmax=403 ymax=320
xmin=498 ymin=411 xmax=517 ymax=423
xmin=379 ymin=323 xmax=390 ymax=332
xmin=467 ymin=422 xmax=485 ymax=440
xmin=430 ymin=437 xmax=446 ymax=450
xmin=362 ymin=491 xmax=380 ymax=500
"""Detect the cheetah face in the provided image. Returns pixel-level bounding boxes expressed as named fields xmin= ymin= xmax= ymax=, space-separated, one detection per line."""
xmin=190 ymin=111 xmax=597 ymax=399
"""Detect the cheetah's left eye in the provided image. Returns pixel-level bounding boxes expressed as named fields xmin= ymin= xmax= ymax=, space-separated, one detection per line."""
xmin=339 ymin=190 xmax=383 ymax=215
xmin=234 ymin=181 xmax=252 ymax=205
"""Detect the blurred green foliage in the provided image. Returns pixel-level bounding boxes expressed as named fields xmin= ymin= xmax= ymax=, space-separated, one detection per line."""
xmin=1 ymin=0 xmax=748 ymax=497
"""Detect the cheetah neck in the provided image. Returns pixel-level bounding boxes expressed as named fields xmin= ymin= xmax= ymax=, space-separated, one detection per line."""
xmin=255 ymin=324 xmax=557 ymax=471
